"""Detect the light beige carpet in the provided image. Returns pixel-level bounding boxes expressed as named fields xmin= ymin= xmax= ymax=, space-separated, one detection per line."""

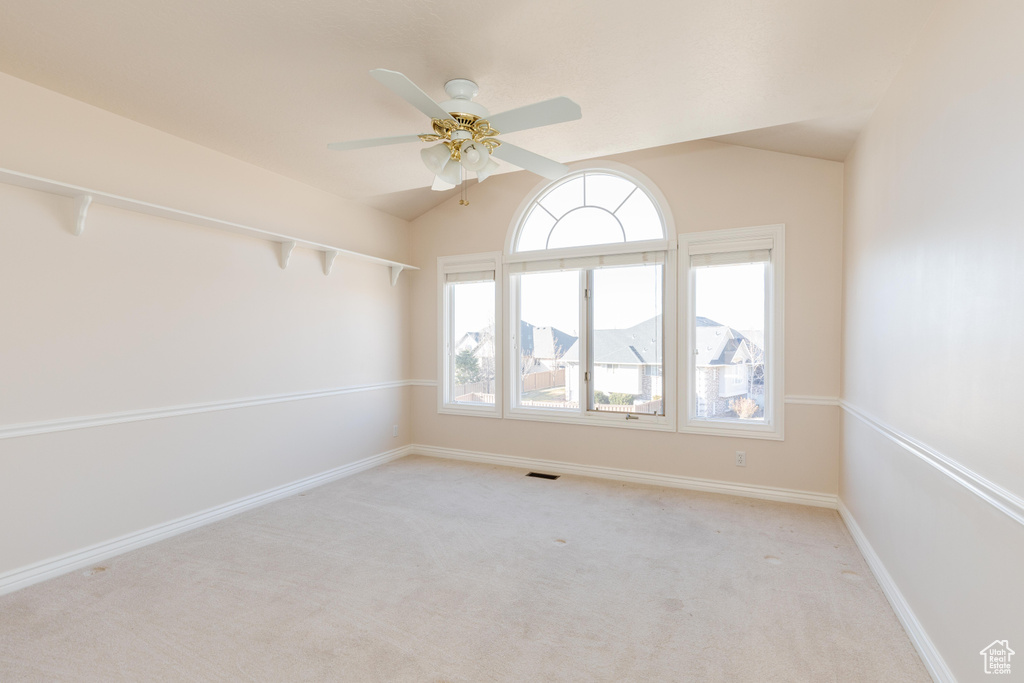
xmin=0 ymin=455 xmax=928 ymax=682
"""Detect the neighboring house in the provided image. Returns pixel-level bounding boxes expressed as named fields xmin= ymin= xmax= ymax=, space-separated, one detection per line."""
xmin=694 ymin=316 xmax=763 ymax=417
xmin=460 ymin=315 xmax=763 ymax=413
xmin=455 ymin=322 xmax=576 ymax=399
xmin=453 ymin=328 xmax=496 ymax=394
xmin=560 ymin=315 xmax=763 ymax=415
xmin=455 ymin=329 xmax=495 ymax=369
xmin=454 ymin=330 xmax=485 ymax=355
xmin=563 ymin=316 xmax=664 ymax=404
xmin=458 ymin=321 xmax=576 ymax=375
xmin=519 ymin=321 xmax=576 ymax=373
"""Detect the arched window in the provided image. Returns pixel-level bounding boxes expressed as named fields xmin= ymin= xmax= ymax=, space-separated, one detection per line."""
xmin=503 ymin=164 xmax=675 ymax=429
xmin=511 ymin=171 xmax=668 ymax=253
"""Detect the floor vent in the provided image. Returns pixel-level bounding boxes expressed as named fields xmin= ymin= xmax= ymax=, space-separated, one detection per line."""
xmin=526 ymin=472 xmax=560 ymax=480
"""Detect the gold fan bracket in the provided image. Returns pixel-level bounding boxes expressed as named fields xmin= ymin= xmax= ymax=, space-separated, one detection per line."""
xmin=417 ymin=115 xmax=502 ymax=161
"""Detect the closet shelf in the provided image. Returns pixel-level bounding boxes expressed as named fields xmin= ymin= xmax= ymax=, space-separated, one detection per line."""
xmin=0 ymin=167 xmax=417 ymax=284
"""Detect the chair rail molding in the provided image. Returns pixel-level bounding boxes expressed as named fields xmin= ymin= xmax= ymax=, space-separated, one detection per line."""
xmin=0 ymin=381 xmax=425 ymax=440
xmin=784 ymin=395 xmax=840 ymax=406
xmin=840 ymin=399 xmax=1024 ymax=527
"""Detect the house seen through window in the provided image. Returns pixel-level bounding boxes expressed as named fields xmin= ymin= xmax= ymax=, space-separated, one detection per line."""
xmin=693 ymin=259 xmax=766 ymax=421
xmin=450 ymin=278 xmax=495 ymax=406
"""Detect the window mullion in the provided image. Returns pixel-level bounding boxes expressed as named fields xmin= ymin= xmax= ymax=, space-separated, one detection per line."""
xmin=687 ymin=260 xmax=698 ymax=423
xmin=447 ymin=284 xmax=454 ymax=404
xmin=584 ymin=269 xmax=594 ymax=415
xmin=763 ymin=259 xmax=772 ymax=424
xmin=579 ymin=269 xmax=589 ymax=416
xmin=512 ymin=274 xmax=521 ymax=410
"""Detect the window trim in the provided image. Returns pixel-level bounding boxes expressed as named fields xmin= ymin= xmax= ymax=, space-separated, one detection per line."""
xmin=502 ymin=162 xmax=677 ymax=432
xmin=678 ymin=224 xmax=785 ymax=441
xmin=437 ymin=252 xmax=502 ymax=418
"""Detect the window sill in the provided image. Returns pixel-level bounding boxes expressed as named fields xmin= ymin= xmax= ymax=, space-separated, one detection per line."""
xmin=438 ymin=404 xmax=501 ymax=419
xmin=678 ymin=420 xmax=784 ymax=441
xmin=504 ymin=408 xmax=676 ymax=432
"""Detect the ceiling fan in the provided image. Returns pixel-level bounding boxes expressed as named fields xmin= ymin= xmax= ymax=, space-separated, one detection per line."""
xmin=328 ymin=69 xmax=582 ymax=194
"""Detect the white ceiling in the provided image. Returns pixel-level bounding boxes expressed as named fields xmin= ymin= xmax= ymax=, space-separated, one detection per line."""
xmin=0 ymin=0 xmax=935 ymax=219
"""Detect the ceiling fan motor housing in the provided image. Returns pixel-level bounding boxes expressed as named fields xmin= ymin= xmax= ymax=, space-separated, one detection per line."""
xmin=441 ymin=78 xmax=489 ymax=118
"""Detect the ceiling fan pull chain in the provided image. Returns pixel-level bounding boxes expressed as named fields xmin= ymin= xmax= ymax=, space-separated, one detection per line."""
xmin=459 ymin=165 xmax=469 ymax=206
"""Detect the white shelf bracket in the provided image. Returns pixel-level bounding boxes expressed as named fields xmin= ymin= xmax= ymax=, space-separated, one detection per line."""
xmin=279 ymin=240 xmax=296 ymax=269
xmin=0 ymin=166 xmax=419 ymax=278
xmin=323 ymin=249 xmax=338 ymax=276
xmin=73 ymin=195 xmax=92 ymax=236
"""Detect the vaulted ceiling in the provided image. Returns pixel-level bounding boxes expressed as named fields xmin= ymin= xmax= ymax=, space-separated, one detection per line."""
xmin=0 ymin=0 xmax=935 ymax=219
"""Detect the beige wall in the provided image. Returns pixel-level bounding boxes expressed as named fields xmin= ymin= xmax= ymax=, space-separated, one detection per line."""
xmin=410 ymin=141 xmax=844 ymax=494
xmin=0 ymin=74 xmax=414 ymax=579
xmin=841 ymin=0 xmax=1024 ymax=678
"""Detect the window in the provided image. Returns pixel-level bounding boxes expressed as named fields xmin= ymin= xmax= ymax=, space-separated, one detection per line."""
xmin=589 ymin=262 xmax=664 ymax=415
xmin=516 ymin=270 xmax=579 ymax=411
xmin=438 ymin=253 xmax=501 ymax=416
xmin=439 ymin=171 xmax=784 ymax=440
xmin=513 ymin=172 xmax=666 ymax=253
xmin=505 ymin=165 xmax=676 ymax=430
xmin=680 ymin=225 xmax=784 ymax=439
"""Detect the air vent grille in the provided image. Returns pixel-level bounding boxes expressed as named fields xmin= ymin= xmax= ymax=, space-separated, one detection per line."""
xmin=526 ymin=472 xmax=560 ymax=480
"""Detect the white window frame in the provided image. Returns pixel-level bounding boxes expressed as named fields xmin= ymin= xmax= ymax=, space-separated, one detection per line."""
xmin=437 ymin=252 xmax=502 ymax=417
xmin=502 ymin=162 xmax=677 ymax=432
xmin=678 ymin=224 xmax=785 ymax=440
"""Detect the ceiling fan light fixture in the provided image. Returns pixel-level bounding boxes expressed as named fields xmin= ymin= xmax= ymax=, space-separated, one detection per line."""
xmin=476 ymin=158 xmax=500 ymax=182
xmin=459 ymin=140 xmax=491 ymax=172
xmin=431 ymin=174 xmax=456 ymax=191
xmin=438 ymin=157 xmax=463 ymax=186
xmin=421 ymin=143 xmax=453 ymax=175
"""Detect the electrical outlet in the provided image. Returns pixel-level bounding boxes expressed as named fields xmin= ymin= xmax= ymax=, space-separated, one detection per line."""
xmin=392 ymin=425 xmax=399 ymax=438
xmin=736 ymin=451 xmax=747 ymax=467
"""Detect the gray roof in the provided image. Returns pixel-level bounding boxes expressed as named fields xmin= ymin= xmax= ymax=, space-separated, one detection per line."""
xmin=695 ymin=316 xmax=760 ymax=366
xmin=563 ymin=315 xmax=663 ymax=365
xmin=520 ymin=321 xmax=576 ymax=360
xmin=562 ymin=315 xmax=761 ymax=367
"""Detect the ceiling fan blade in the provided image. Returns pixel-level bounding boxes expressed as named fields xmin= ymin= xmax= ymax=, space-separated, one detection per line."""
xmin=486 ymin=97 xmax=582 ymax=134
xmin=327 ymin=134 xmax=423 ymax=152
xmin=491 ymin=143 xmax=569 ymax=180
xmin=369 ymin=69 xmax=454 ymax=121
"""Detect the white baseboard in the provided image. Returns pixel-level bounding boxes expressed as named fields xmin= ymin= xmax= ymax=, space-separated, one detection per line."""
xmin=0 ymin=445 xmax=412 ymax=597
xmin=837 ymin=499 xmax=953 ymax=683
xmin=412 ymin=444 xmax=838 ymax=509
